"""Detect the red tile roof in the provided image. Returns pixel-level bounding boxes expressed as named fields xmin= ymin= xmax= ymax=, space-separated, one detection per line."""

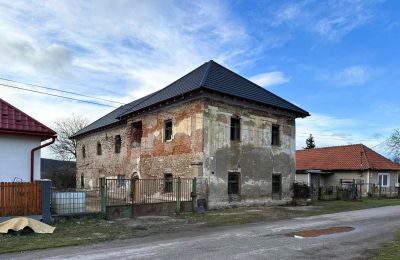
xmin=296 ymin=144 xmax=400 ymax=171
xmin=0 ymin=98 xmax=56 ymax=138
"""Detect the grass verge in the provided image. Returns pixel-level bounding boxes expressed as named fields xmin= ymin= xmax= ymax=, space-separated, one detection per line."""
xmin=370 ymin=231 xmax=400 ymax=260
xmin=0 ymin=215 xmax=138 ymax=254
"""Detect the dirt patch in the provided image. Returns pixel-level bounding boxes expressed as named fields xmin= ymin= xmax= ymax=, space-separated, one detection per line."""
xmin=292 ymin=226 xmax=354 ymax=238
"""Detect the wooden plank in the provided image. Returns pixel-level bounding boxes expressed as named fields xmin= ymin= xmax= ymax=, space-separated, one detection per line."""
xmin=0 ymin=182 xmax=42 ymax=217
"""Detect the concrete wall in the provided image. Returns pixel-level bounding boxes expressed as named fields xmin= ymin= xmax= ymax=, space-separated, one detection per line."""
xmin=0 ymin=135 xmax=41 ymax=182
xmin=203 ymin=99 xmax=296 ymax=209
xmin=76 ymin=99 xmax=204 ymax=189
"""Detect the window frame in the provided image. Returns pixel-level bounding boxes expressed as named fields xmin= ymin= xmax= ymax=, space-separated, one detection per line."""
xmin=378 ymin=173 xmax=390 ymax=187
xmin=164 ymin=120 xmax=173 ymax=142
xmin=271 ymin=125 xmax=280 ymax=146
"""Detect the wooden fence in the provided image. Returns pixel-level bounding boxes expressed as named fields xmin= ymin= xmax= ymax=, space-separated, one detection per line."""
xmin=0 ymin=182 xmax=42 ymax=217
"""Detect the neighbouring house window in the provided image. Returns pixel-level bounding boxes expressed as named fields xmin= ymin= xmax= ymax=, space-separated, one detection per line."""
xmin=81 ymin=174 xmax=84 ymax=188
xmin=164 ymin=120 xmax=173 ymax=141
xmin=230 ymin=117 xmax=240 ymax=141
xmin=132 ymin=121 xmax=143 ymax=147
xmin=228 ymin=172 xmax=240 ymax=195
xmin=117 ymin=174 xmax=125 ymax=187
xmin=164 ymin=173 xmax=173 ymax=193
xmin=398 ymin=174 xmax=400 ymax=184
xmin=378 ymin=173 xmax=390 ymax=187
xmin=271 ymin=125 xmax=280 ymax=146
xmin=115 ymin=135 xmax=122 ymax=153
xmin=82 ymin=145 xmax=86 ymax=158
xmin=97 ymin=142 xmax=102 ymax=155
xmin=272 ymin=174 xmax=282 ymax=199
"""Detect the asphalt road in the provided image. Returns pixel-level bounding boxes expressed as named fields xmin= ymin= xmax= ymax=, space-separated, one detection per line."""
xmin=5 ymin=206 xmax=400 ymax=260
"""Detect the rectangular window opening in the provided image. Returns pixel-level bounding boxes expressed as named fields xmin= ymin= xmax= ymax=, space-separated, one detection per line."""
xmin=132 ymin=121 xmax=143 ymax=148
xmin=228 ymin=172 xmax=240 ymax=195
xmin=271 ymin=125 xmax=280 ymax=146
xmin=164 ymin=173 xmax=173 ymax=193
xmin=164 ymin=120 xmax=173 ymax=141
xmin=379 ymin=173 xmax=389 ymax=187
xmin=97 ymin=142 xmax=102 ymax=155
xmin=272 ymin=174 xmax=282 ymax=200
xmin=80 ymin=174 xmax=84 ymax=189
xmin=115 ymin=135 xmax=122 ymax=153
xmin=230 ymin=117 xmax=240 ymax=141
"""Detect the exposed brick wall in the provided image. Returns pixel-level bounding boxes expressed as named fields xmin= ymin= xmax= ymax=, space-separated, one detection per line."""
xmin=76 ymin=99 xmax=204 ymax=188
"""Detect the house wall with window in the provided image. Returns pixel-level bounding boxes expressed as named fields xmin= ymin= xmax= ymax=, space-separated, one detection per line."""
xmin=75 ymin=99 xmax=204 ymax=189
xmin=203 ymin=99 xmax=296 ymax=208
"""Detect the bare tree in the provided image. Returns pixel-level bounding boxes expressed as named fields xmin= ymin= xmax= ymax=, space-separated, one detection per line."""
xmin=387 ymin=128 xmax=400 ymax=163
xmin=50 ymin=114 xmax=90 ymax=161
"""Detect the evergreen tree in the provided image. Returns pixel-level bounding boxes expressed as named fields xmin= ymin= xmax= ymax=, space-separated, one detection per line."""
xmin=305 ymin=134 xmax=316 ymax=149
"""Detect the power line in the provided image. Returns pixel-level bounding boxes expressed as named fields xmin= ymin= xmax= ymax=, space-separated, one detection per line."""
xmin=0 ymin=83 xmax=118 ymax=108
xmin=0 ymin=77 xmax=125 ymax=105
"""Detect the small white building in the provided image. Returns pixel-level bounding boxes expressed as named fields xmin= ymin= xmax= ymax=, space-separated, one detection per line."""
xmin=0 ymin=99 xmax=56 ymax=182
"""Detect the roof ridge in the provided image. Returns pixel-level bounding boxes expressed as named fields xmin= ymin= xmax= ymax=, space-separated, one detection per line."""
xmin=199 ymin=60 xmax=213 ymax=87
xmin=360 ymin=144 xmax=371 ymax=169
xmin=205 ymin=62 xmax=309 ymax=116
xmin=296 ymin=143 xmax=363 ymax=152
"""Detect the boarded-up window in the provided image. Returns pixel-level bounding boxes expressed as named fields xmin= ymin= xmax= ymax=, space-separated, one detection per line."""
xmin=230 ymin=117 xmax=240 ymax=141
xmin=115 ymin=135 xmax=121 ymax=153
xmin=132 ymin=121 xmax=143 ymax=147
xmin=97 ymin=142 xmax=102 ymax=155
xmin=164 ymin=120 xmax=173 ymax=141
xmin=271 ymin=125 xmax=280 ymax=146
xmin=228 ymin=172 xmax=240 ymax=195
xmin=164 ymin=173 xmax=173 ymax=193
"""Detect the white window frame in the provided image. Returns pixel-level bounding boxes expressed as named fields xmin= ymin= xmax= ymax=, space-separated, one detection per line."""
xmin=378 ymin=173 xmax=390 ymax=187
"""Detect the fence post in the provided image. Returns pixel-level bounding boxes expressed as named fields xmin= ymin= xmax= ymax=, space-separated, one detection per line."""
xmin=176 ymin=177 xmax=181 ymax=214
xmin=191 ymin=177 xmax=197 ymax=213
xmin=100 ymin=177 xmax=106 ymax=213
xmin=39 ymin=179 xmax=52 ymax=224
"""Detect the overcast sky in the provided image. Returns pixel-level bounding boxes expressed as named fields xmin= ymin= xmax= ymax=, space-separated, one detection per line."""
xmin=0 ymin=0 xmax=399 ymax=158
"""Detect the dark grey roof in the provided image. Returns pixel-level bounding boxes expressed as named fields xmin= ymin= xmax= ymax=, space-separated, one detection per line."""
xmin=72 ymin=60 xmax=309 ymax=138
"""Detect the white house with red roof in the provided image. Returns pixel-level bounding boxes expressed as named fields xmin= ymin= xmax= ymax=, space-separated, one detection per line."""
xmin=0 ymin=99 xmax=56 ymax=182
xmin=295 ymin=144 xmax=400 ymax=194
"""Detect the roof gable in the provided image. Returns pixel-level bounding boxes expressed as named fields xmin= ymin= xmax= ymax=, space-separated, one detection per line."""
xmin=73 ymin=60 xmax=309 ymax=138
xmin=0 ymin=99 xmax=56 ymax=137
xmin=296 ymin=144 xmax=400 ymax=171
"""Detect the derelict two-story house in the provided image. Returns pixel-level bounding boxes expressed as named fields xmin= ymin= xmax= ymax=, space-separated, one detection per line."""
xmin=71 ymin=60 xmax=309 ymax=208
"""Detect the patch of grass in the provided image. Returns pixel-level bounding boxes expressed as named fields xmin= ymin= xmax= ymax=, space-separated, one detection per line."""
xmin=181 ymin=198 xmax=400 ymax=227
xmin=371 ymin=231 xmax=400 ymax=260
xmin=0 ymin=215 xmax=138 ymax=254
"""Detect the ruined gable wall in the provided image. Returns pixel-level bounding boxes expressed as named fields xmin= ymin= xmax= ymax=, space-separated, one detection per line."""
xmin=203 ymin=98 xmax=296 ymax=208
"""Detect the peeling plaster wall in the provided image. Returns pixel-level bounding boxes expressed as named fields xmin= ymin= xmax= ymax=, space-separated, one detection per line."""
xmin=203 ymin=99 xmax=296 ymax=209
xmin=76 ymin=99 xmax=204 ymax=188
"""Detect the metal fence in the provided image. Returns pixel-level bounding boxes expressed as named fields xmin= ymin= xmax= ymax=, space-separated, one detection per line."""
xmin=133 ymin=178 xmax=193 ymax=204
xmin=364 ymin=183 xmax=400 ymax=198
xmin=51 ymin=188 xmax=101 ymax=215
xmin=105 ymin=178 xmax=132 ymax=206
xmin=310 ymin=184 xmax=361 ymax=201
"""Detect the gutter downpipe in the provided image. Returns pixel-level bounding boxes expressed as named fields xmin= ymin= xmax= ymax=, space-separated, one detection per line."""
xmin=30 ymin=137 xmax=56 ymax=182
